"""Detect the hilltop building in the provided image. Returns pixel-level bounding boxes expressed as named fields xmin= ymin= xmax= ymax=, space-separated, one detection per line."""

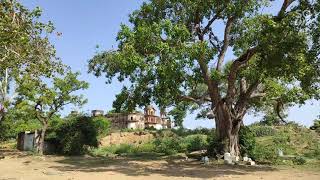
xmin=97 ymin=105 xmax=171 ymax=130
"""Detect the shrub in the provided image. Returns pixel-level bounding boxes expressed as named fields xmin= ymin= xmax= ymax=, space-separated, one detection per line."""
xmin=207 ymin=135 xmax=221 ymax=157
xmin=250 ymin=126 xmax=276 ymax=137
xmin=135 ymin=143 xmax=156 ymax=153
xmin=272 ymin=132 xmax=291 ymax=148
xmin=310 ymin=119 xmax=320 ymax=134
xmin=145 ymin=126 xmax=157 ymax=131
xmin=252 ymin=144 xmax=278 ymax=163
xmin=182 ymin=134 xmax=208 ymax=152
xmin=304 ymin=142 xmax=320 ymax=160
xmin=92 ymin=116 xmax=111 ymax=137
xmin=154 ymin=136 xmax=181 ymax=155
xmin=89 ymin=146 xmax=117 ymax=156
xmin=239 ymin=126 xmax=256 ymax=158
xmin=292 ymin=156 xmax=307 ymax=165
xmin=89 ymin=142 xmax=157 ymax=157
xmin=171 ymin=128 xmax=214 ymax=137
xmin=153 ymin=130 xmax=183 ymax=155
xmin=55 ymin=115 xmax=99 ymax=155
xmin=115 ymin=144 xmax=135 ymax=154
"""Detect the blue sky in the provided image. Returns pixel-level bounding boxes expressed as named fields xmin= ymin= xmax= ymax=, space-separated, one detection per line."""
xmin=22 ymin=0 xmax=319 ymax=128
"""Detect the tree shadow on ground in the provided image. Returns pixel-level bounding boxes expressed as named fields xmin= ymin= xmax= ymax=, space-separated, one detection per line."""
xmin=49 ymin=155 xmax=278 ymax=179
xmin=0 ymin=149 xmax=30 ymax=158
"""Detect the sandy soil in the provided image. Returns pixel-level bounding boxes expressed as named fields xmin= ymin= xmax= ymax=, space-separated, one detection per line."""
xmin=0 ymin=149 xmax=319 ymax=180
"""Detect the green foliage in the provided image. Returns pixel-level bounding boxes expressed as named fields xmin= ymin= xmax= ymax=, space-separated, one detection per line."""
xmin=253 ymin=124 xmax=320 ymax=164
xmin=250 ymin=125 xmax=276 ymax=137
xmin=0 ymin=0 xmax=60 ymax=75
xmin=55 ymin=115 xmax=99 ymax=155
xmin=0 ymin=0 xmax=63 ymax=123
xmin=292 ymin=156 xmax=307 ymax=165
xmin=89 ymin=142 xmax=157 ymax=157
xmin=310 ymin=119 xmax=320 ymax=134
xmin=171 ymin=127 xmax=213 ymax=137
xmin=15 ymin=71 xmax=89 ymax=154
xmin=0 ymin=106 xmax=42 ymax=140
xmin=88 ymin=0 xmax=320 ymax=135
xmin=305 ymin=143 xmax=320 ymax=160
xmin=182 ymin=134 xmax=208 ymax=152
xmin=252 ymin=144 xmax=278 ymax=163
xmin=92 ymin=116 xmax=111 ymax=137
xmin=153 ymin=131 xmax=182 ymax=155
xmin=207 ymin=134 xmax=223 ymax=157
xmin=239 ymin=126 xmax=256 ymax=158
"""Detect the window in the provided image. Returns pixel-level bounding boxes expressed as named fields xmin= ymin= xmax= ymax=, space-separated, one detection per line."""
xmin=131 ymin=117 xmax=133 ymax=120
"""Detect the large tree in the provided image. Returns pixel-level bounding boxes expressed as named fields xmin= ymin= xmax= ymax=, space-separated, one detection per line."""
xmin=16 ymin=71 xmax=88 ymax=154
xmin=0 ymin=0 xmax=62 ymax=122
xmin=89 ymin=0 xmax=320 ymax=156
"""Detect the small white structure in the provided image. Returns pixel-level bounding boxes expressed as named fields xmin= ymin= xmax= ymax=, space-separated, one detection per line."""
xmin=127 ymin=122 xmax=137 ymax=129
xmin=17 ymin=131 xmax=57 ymax=154
xmin=224 ymin=152 xmax=233 ymax=165
xmin=154 ymin=124 xmax=163 ymax=130
xmin=243 ymin=156 xmax=249 ymax=162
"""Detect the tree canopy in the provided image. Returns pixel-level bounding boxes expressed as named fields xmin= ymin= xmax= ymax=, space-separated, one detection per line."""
xmin=0 ymin=0 xmax=63 ymax=121
xmin=89 ymin=0 xmax=319 ymax=122
xmin=89 ymin=0 xmax=320 ymax=155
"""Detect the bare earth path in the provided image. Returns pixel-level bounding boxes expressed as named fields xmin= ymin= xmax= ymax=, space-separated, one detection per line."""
xmin=0 ymin=149 xmax=319 ymax=180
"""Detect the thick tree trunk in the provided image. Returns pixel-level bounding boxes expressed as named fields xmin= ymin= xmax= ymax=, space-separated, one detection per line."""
xmin=214 ymin=103 xmax=242 ymax=157
xmin=37 ymin=123 xmax=48 ymax=155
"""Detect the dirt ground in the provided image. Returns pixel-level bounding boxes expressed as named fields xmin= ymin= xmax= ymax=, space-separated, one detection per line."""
xmin=0 ymin=149 xmax=320 ymax=180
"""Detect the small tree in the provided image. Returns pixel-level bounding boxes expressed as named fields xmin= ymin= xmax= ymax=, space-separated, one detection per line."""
xmin=310 ymin=119 xmax=320 ymax=134
xmin=16 ymin=72 xmax=88 ymax=154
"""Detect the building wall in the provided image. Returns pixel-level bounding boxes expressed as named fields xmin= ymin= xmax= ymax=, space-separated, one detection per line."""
xmin=105 ymin=107 xmax=170 ymax=130
xmin=106 ymin=113 xmax=145 ymax=130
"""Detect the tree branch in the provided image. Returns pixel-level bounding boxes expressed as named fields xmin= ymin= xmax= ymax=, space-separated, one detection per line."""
xmin=179 ymin=95 xmax=211 ymax=105
xmin=277 ymin=0 xmax=293 ymax=18
xmin=202 ymin=13 xmax=220 ymax=35
xmin=226 ymin=0 xmax=294 ymax=105
xmin=194 ymin=13 xmax=220 ymax=105
xmin=216 ymin=16 xmax=235 ymax=71
xmin=225 ymin=47 xmax=257 ymax=103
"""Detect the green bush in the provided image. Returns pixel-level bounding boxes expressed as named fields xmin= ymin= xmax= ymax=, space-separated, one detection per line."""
xmin=182 ymin=134 xmax=208 ymax=152
xmin=250 ymin=126 xmax=276 ymax=137
xmin=272 ymin=132 xmax=294 ymax=154
xmin=310 ymin=119 xmax=320 ymax=134
xmin=292 ymin=156 xmax=307 ymax=165
xmin=135 ymin=143 xmax=156 ymax=153
xmin=92 ymin=116 xmax=111 ymax=137
xmin=171 ymin=128 xmax=213 ymax=137
xmin=55 ymin=115 xmax=99 ymax=155
xmin=154 ymin=136 xmax=181 ymax=155
xmin=252 ymin=144 xmax=278 ymax=163
xmin=304 ymin=142 xmax=320 ymax=160
xmin=89 ymin=142 xmax=156 ymax=157
xmin=114 ymin=144 xmax=135 ymax=154
xmin=153 ymin=130 xmax=183 ymax=155
xmin=239 ymin=126 xmax=256 ymax=158
xmin=89 ymin=146 xmax=117 ymax=156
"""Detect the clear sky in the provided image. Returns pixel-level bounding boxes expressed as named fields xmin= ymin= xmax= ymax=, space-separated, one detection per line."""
xmin=22 ymin=0 xmax=319 ymax=128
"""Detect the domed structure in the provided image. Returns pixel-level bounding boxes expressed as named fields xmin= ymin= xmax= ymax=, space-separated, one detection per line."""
xmin=145 ymin=105 xmax=155 ymax=110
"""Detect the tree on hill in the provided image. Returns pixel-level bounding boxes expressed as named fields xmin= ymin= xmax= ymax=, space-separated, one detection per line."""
xmin=89 ymin=0 xmax=320 ymax=156
xmin=310 ymin=119 xmax=320 ymax=134
xmin=16 ymin=71 xmax=89 ymax=154
xmin=0 ymin=0 xmax=62 ymax=122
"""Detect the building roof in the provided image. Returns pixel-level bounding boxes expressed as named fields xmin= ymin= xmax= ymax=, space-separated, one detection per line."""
xmin=145 ymin=105 xmax=155 ymax=110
